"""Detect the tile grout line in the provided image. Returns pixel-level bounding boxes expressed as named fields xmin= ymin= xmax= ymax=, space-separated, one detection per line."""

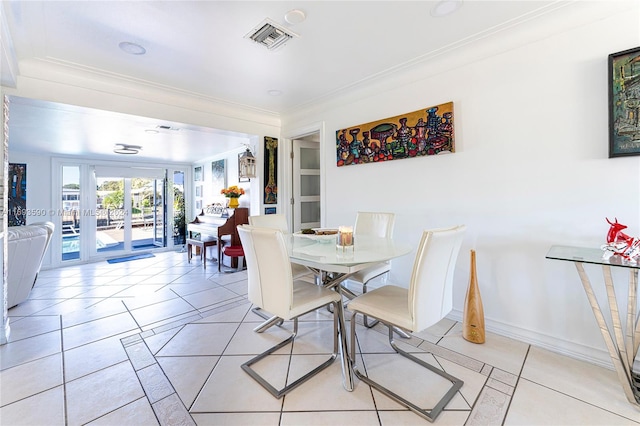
xmin=121 ymin=323 xmax=195 ymax=425
xmin=59 ymin=314 xmax=69 ymax=426
xmin=118 ymin=295 xmax=249 ymax=423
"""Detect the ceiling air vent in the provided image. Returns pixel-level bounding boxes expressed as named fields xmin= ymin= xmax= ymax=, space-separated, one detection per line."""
xmin=245 ymin=18 xmax=298 ymax=51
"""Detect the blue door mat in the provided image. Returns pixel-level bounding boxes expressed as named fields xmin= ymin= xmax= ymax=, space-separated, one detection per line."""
xmin=106 ymin=253 xmax=155 ymax=264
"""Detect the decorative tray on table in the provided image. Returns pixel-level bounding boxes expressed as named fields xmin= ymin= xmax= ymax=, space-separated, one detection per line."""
xmin=293 ymin=228 xmax=339 ymax=243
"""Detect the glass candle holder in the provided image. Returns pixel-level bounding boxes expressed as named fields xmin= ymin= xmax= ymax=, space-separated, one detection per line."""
xmin=337 ymin=226 xmax=354 ymax=253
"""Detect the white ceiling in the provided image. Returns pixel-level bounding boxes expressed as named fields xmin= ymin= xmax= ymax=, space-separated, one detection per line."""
xmin=1 ymin=0 xmax=563 ymax=163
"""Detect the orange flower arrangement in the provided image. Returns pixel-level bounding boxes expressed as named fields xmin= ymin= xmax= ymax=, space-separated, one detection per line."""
xmin=221 ymin=185 xmax=245 ymax=198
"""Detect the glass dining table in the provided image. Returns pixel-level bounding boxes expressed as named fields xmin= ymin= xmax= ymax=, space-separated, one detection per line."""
xmin=545 ymin=245 xmax=640 ymax=406
xmin=285 ymin=234 xmax=413 ymax=391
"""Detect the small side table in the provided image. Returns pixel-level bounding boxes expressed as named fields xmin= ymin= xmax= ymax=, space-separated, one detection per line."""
xmin=546 ymin=245 xmax=639 ymax=406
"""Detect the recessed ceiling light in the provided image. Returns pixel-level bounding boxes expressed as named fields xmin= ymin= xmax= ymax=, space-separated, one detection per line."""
xmin=284 ymin=9 xmax=306 ymax=25
xmin=114 ymin=144 xmax=142 ymax=154
xmin=431 ymin=0 xmax=463 ymax=17
xmin=268 ymin=89 xmax=283 ymax=96
xmin=119 ymin=41 xmax=146 ymax=55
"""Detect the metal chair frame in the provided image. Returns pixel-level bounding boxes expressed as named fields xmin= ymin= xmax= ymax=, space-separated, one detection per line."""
xmin=349 ymin=316 xmax=463 ymax=422
xmin=242 ymin=301 xmax=340 ymax=399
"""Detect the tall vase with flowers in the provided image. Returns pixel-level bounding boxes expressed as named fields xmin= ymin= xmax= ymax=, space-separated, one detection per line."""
xmin=221 ymin=185 xmax=245 ymax=209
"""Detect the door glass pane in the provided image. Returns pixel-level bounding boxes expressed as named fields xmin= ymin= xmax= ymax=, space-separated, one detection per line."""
xmin=96 ymin=177 xmax=124 ymax=253
xmin=152 ymin=178 xmax=166 ymax=247
xmin=301 ymin=201 xmax=321 ymax=224
xmin=62 ymin=166 xmax=80 ymax=261
xmin=300 ymin=175 xmax=320 ymax=197
xmin=173 ymin=171 xmax=186 ymax=246
xmin=300 ymin=147 xmax=320 ymax=169
xmin=131 ymin=178 xmax=156 ymax=250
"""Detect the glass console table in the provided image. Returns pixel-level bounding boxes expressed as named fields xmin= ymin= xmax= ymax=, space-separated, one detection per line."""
xmin=546 ymin=245 xmax=640 ymax=406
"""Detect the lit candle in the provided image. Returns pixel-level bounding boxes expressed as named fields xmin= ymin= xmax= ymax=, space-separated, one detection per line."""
xmin=338 ymin=226 xmax=353 ymax=246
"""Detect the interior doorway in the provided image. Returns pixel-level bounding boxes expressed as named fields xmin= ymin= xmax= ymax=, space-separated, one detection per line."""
xmin=291 ymin=133 xmax=320 ymax=232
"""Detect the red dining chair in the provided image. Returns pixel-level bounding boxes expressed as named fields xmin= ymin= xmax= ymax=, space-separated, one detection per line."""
xmin=221 ymin=245 xmax=244 ymax=272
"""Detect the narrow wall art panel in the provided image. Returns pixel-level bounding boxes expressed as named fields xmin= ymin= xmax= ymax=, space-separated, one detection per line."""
xmin=264 ymin=136 xmax=278 ymax=204
xmin=336 ymin=101 xmax=454 ymax=167
xmin=211 ymin=159 xmax=227 ymax=197
xmin=9 ymin=163 xmax=26 ymax=226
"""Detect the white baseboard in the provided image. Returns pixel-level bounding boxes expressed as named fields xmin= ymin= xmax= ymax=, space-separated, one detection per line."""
xmin=448 ymin=309 xmax=617 ymax=371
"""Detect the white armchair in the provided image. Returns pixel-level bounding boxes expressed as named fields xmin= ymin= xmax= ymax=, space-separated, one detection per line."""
xmin=7 ymin=222 xmax=55 ymax=308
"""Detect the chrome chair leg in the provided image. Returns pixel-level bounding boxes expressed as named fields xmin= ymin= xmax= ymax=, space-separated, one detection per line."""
xmin=350 ymin=312 xmax=463 ymax=422
xmin=251 ymin=307 xmax=284 ymax=332
xmin=253 ymin=315 xmax=285 ymax=333
xmin=242 ymin=302 xmax=339 ymax=398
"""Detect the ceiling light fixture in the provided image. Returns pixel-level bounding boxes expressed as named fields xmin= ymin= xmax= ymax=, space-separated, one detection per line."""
xmin=267 ymin=89 xmax=282 ymax=96
xmin=114 ymin=144 xmax=142 ymax=155
xmin=284 ymin=9 xmax=306 ymax=25
xmin=118 ymin=41 xmax=146 ymax=55
xmin=430 ymin=0 xmax=463 ymax=17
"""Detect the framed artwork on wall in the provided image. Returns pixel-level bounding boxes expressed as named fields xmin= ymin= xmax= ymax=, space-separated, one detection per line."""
xmin=264 ymin=136 xmax=278 ymax=204
xmin=9 ymin=163 xmax=26 ymax=226
xmin=336 ymin=102 xmax=454 ymax=167
xmin=211 ymin=159 xmax=226 ymax=196
xmin=194 ymin=166 xmax=203 ymax=181
xmin=265 ymin=207 xmax=276 ymax=215
xmin=195 ymin=185 xmax=202 ymax=197
xmin=609 ymin=46 xmax=640 ymax=157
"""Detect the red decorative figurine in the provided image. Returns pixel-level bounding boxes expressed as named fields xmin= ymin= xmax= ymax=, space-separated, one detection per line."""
xmin=602 ymin=218 xmax=640 ymax=262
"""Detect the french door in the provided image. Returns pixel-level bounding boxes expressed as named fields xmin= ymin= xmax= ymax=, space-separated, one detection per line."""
xmin=93 ymin=168 xmax=167 ymax=256
xmin=56 ymin=160 xmax=186 ymax=266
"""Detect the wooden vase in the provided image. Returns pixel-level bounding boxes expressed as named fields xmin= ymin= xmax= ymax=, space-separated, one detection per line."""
xmin=463 ymin=249 xmax=485 ymax=344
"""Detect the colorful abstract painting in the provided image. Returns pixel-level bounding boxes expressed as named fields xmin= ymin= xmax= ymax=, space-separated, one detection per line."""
xmin=9 ymin=163 xmax=26 ymax=226
xmin=264 ymin=136 xmax=278 ymax=204
xmin=609 ymin=46 xmax=640 ymax=157
xmin=336 ymin=102 xmax=454 ymax=167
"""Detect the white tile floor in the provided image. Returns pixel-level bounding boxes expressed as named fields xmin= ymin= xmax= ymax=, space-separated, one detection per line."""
xmin=1 ymin=250 xmax=639 ymax=425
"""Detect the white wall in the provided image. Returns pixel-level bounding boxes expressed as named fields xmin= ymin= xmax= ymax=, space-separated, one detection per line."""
xmin=193 ymin=148 xmax=258 ymax=214
xmin=282 ymin=1 xmax=640 ymax=367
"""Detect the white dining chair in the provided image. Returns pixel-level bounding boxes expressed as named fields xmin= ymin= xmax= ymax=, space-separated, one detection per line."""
xmin=248 ymin=214 xmax=314 ymax=327
xmin=249 ymin=214 xmax=312 ymax=280
xmin=248 ymin=213 xmax=289 ymax=232
xmin=237 ymin=225 xmax=342 ymax=398
xmin=347 ymin=225 xmax=466 ymax=422
xmin=343 ymin=212 xmax=395 ymax=328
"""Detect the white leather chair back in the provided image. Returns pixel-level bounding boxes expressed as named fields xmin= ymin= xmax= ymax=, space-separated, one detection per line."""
xmin=238 ymin=225 xmax=295 ymax=320
xmin=248 ymin=214 xmax=289 ymax=232
xmin=409 ymin=225 xmax=465 ymax=331
xmin=354 ymin=212 xmax=395 ymax=238
xmin=249 ymin=215 xmax=311 ymax=280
